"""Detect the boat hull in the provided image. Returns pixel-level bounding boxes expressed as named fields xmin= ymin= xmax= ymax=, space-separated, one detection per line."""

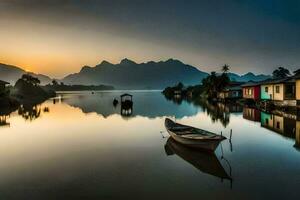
xmin=167 ymin=129 xmax=223 ymax=151
xmin=165 ymin=118 xmax=225 ymax=151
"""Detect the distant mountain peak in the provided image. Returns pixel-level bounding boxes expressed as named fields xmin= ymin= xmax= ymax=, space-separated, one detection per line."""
xmin=62 ymin=58 xmax=208 ymax=89
xmin=120 ymin=58 xmax=137 ymax=65
xmin=166 ymin=58 xmax=183 ymax=65
xmin=80 ymin=65 xmax=92 ymax=72
xmin=99 ymin=60 xmax=112 ymax=66
xmin=243 ymin=72 xmax=255 ymax=76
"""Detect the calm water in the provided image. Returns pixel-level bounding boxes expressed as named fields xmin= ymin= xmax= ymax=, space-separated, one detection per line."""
xmin=0 ymin=91 xmax=300 ymax=199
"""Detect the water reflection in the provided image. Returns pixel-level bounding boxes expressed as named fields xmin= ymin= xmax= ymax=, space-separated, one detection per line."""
xmin=242 ymin=107 xmax=300 ymax=150
xmin=190 ymin=99 xmax=243 ymax=127
xmin=58 ymin=91 xmax=200 ymax=119
xmin=18 ymin=104 xmax=42 ymax=121
xmin=0 ymin=105 xmax=18 ymax=128
xmin=165 ymin=138 xmax=232 ymax=182
xmin=1 ymin=91 xmax=300 ymax=199
xmin=0 ymin=115 xmax=10 ymax=127
xmin=163 ymin=94 xmax=300 ymax=151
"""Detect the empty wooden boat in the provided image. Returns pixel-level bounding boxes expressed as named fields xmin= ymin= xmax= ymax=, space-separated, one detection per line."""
xmin=165 ymin=118 xmax=226 ymax=151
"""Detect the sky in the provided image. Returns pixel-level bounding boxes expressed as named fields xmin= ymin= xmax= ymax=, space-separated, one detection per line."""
xmin=0 ymin=0 xmax=300 ymax=78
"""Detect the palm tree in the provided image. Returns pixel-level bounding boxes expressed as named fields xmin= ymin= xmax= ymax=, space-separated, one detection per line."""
xmin=222 ymin=64 xmax=230 ymax=74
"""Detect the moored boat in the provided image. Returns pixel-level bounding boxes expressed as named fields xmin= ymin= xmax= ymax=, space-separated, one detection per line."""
xmin=164 ymin=118 xmax=226 ymax=151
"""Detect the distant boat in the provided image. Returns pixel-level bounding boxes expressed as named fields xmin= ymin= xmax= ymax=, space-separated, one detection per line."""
xmin=165 ymin=138 xmax=232 ymax=181
xmin=165 ymin=118 xmax=226 ymax=151
xmin=120 ymin=93 xmax=133 ymax=108
xmin=113 ymin=98 xmax=119 ymax=106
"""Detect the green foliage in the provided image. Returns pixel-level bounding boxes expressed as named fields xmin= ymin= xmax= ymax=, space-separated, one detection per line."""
xmin=52 ymin=79 xmax=59 ymax=86
xmin=45 ymin=84 xmax=114 ymax=91
xmin=293 ymin=69 xmax=300 ymax=76
xmin=21 ymin=74 xmax=40 ymax=86
xmin=177 ymin=82 xmax=184 ymax=90
xmin=162 ymin=82 xmax=185 ymax=97
xmin=272 ymin=67 xmax=290 ymax=79
xmin=201 ymin=71 xmax=230 ymax=99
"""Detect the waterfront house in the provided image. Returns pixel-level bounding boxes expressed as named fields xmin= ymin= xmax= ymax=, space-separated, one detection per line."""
xmin=0 ymin=80 xmax=9 ymax=96
xmin=218 ymin=82 xmax=244 ymax=101
xmin=294 ymin=74 xmax=300 ymax=106
xmin=173 ymin=86 xmax=187 ymax=99
xmin=260 ymin=78 xmax=296 ymax=107
xmin=242 ymin=81 xmax=261 ymax=101
xmin=218 ymin=86 xmax=242 ymax=100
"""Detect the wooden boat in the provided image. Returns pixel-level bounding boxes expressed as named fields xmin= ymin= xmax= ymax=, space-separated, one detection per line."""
xmin=165 ymin=138 xmax=232 ymax=181
xmin=165 ymin=118 xmax=226 ymax=151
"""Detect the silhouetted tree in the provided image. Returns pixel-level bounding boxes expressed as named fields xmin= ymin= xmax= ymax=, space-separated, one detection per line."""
xmin=52 ymin=79 xmax=59 ymax=86
xmin=272 ymin=67 xmax=290 ymax=79
xmin=177 ymin=82 xmax=184 ymax=90
xmin=21 ymin=74 xmax=40 ymax=86
xmin=293 ymin=69 xmax=300 ymax=76
xmin=222 ymin=64 xmax=230 ymax=73
xmin=202 ymin=71 xmax=229 ymax=99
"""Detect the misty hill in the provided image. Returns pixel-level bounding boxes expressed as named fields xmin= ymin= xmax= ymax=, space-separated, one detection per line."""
xmin=62 ymin=58 xmax=271 ymax=89
xmin=0 ymin=63 xmax=52 ymax=85
xmin=62 ymin=59 xmax=209 ymax=89
xmin=227 ymin=72 xmax=271 ymax=82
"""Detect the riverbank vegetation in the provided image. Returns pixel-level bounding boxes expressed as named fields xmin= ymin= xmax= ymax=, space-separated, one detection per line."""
xmin=0 ymin=74 xmax=56 ymax=108
xmin=45 ymin=80 xmax=114 ymax=91
xmin=163 ymin=65 xmax=231 ymax=100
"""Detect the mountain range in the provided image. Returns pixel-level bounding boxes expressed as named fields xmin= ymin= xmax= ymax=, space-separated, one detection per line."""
xmin=0 ymin=59 xmax=271 ymax=89
xmin=0 ymin=63 xmax=52 ymax=85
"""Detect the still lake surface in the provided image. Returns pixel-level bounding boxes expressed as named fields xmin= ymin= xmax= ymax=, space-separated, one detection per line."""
xmin=0 ymin=91 xmax=300 ymax=199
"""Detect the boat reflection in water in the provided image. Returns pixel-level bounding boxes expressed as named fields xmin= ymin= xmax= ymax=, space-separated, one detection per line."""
xmin=165 ymin=138 xmax=232 ymax=184
xmin=243 ymin=107 xmax=300 ymax=151
xmin=120 ymin=93 xmax=133 ymax=117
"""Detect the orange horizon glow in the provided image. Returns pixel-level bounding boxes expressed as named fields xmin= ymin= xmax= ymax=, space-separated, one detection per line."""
xmin=0 ymin=17 xmax=229 ymax=79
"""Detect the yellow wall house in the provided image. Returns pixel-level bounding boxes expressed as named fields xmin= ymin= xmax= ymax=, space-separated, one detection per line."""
xmin=260 ymin=78 xmax=296 ymax=106
xmin=296 ymin=78 xmax=300 ymax=106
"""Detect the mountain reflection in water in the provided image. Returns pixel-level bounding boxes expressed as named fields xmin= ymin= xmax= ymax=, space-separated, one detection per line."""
xmin=57 ymin=91 xmax=200 ymax=119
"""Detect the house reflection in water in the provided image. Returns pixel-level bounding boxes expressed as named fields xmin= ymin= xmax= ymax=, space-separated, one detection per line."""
xmin=243 ymin=107 xmax=300 ymax=150
xmin=217 ymin=102 xmax=243 ymax=113
xmin=261 ymin=112 xmax=296 ymax=139
xmin=0 ymin=115 xmax=10 ymax=127
xmin=243 ymin=107 xmax=260 ymax=122
xmin=295 ymin=121 xmax=300 ymax=150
